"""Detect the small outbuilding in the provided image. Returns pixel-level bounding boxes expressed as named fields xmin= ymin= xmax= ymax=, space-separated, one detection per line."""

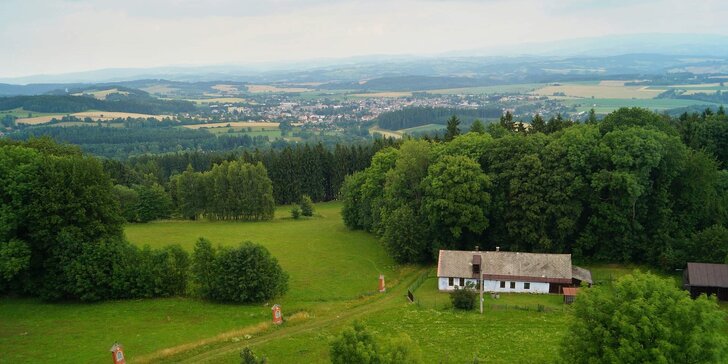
xmin=562 ymin=287 xmax=579 ymax=304
xmin=683 ymin=262 xmax=728 ymax=301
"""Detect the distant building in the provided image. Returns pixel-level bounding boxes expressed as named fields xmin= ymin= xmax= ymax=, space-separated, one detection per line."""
xmin=436 ymin=249 xmax=592 ymax=294
xmin=683 ymin=262 xmax=728 ymax=300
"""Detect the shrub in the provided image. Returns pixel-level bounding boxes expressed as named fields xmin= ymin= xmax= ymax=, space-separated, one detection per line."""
xmin=192 ymin=239 xmax=288 ymax=303
xmin=300 ymin=195 xmax=314 ymax=217
xmin=330 ymin=322 xmax=422 ymax=364
xmin=240 ymin=347 xmax=267 ymax=364
xmin=291 ymin=206 xmax=301 ymax=219
xmin=560 ymin=271 xmax=728 ymax=363
xmin=450 ymin=285 xmax=477 ymax=310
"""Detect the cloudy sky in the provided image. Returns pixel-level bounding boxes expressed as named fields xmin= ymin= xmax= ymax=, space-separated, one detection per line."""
xmin=1 ymin=0 xmax=728 ymax=78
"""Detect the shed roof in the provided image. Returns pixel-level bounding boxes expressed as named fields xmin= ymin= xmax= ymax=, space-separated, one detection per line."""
xmin=572 ymin=266 xmax=593 ymax=284
xmin=437 ymin=250 xmax=574 ymax=283
xmin=562 ymin=287 xmax=579 ymax=296
xmin=686 ymin=262 xmax=728 ymax=288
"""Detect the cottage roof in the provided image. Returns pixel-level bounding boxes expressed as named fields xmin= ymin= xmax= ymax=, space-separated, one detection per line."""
xmin=437 ymin=249 xmax=574 ymax=284
xmin=686 ymin=262 xmax=728 ymax=288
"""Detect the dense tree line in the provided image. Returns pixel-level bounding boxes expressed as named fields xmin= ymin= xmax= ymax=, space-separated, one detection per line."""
xmin=0 ymin=139 xmax=290 ymax=302
xmin=13 ymin=126 xmax=270 ymax=159
xmin=0 ymin=139 xmax=188 ymax=300
xmin=105 ymin=140 xmax=396 ymax=209
xmin=376 ymin=106 xmax=501 ymax=131
xmin=343 ymin=108 xmax=728 ymax=269
xmin=0 ymin=94 xmax=195 ymax=114
xmin=172 ymin=161 xmax=275 ymax=221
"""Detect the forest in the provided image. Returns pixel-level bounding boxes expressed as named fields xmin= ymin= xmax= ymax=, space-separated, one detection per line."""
xmin=0 ymin=93 xmax=195 ymax=114
xmin=343 ymin=107 xmax=728 ymax=269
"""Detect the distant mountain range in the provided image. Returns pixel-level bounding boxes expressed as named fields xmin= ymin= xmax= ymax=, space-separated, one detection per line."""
xmin=2 ymin=33 xmax=728 ymax=90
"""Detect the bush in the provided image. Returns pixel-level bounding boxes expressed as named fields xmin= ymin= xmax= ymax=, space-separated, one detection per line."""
xmin=330 ymin=322 xmax=422 ymax=364
xmin=300 ymin=195 xmax=314 ymax=217
xmin=192 ymin=239 xmax=289 ymax=303
xmin=291 ymin=206 xmax=301 ymax=219
xmin=240 ymin=347 xmax=267 ymax=364
xmin=450 ymin=285 xmax=477 ymax=310
xmin=560 ymin=271 xmax=728 ymax=363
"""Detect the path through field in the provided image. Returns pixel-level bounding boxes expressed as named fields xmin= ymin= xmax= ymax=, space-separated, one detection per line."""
xmin=154 ymin=268 xmax=424 ymax=363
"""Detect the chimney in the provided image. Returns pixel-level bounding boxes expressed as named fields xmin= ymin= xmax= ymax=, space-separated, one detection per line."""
xmin=496 ymin=246 xmax=500 ymax=252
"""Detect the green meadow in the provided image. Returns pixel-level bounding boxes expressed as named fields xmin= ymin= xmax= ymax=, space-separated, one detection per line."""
xmin=563 ymin=98 xmax=718 ymax=113
xmin=0 ymin=202 xmax=692 ymax=363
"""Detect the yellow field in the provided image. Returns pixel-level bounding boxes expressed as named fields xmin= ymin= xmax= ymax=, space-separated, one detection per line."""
xmin=669 ymin=83 xmax=723 ymax=88
xmin=532 ymin=83 xmax=661 ymax=99
xmin=211 ymin=84 xmax=239 ymax=93
xmin=16 ymin=111 xmax=170 ymax=125
xmin=351 ymin=92 xmax=412 ymax=98
xmin=71 ymin=88 xmax=129 ymax=100
xmin=369 ymin=127 xmax=403 ymax=139
xmin=186 ymin=97 xmax=248 ymax=104
xmin=182 ymin=121 xmax=279 ymax=129
xmin=140 ymin=85 xmax=178 ymax=95
xmin=246 ymin=84 xmax=313 ymax=93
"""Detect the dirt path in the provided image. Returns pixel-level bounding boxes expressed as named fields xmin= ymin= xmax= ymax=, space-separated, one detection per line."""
xmin=161 ymin=268 xmax=424 ymax=363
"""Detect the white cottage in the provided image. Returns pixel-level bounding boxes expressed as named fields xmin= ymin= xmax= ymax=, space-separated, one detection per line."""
xmin=437 ymin=249 xmax=592 ymax=294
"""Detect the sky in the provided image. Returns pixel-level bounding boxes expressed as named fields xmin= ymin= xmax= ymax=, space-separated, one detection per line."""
xmin=2 ymin=0 xmax=728 ymax=78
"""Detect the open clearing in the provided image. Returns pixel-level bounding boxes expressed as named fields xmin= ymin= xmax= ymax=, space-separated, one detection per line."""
xmin=182 ymin=121 xmax=279 ymax=129
xmin=246 ymin=85 xmax=313 ymax=93
xmin=532 ymin=83 xmax=662 ymax=99
xmin=211 ymin=84 xmax=240 ymax=93
xmin=399 ymin=123 xmax=445 ymax=135
xmin=71 ymin=88 xmax=129 ymax=100
xmin=369 ymin=126 xmax=403 ymax=139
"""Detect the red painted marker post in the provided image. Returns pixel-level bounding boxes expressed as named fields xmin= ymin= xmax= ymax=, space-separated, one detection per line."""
xmin=271 ymin=304 xmax=283 ymax=325
xmin=378 ymin=274 xmax=386 ymax=292
xmin=110 ymin=343 xmax=126 ymax=364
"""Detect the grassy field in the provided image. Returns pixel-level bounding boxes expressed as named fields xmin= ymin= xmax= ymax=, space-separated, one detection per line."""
xmin=205 ymin=125 xmax=281 ymax=138
xmin=427 ymin=83 xmax=546 ymax=95
xmin=350 ymin=91 xmax=413 ymax=98
xmin=15 ymin=111 xmax=170 ymax=125
xmin=0 ymin=201 xmax=707 ymax=364
xmin=246 ymin=85 xmax=313 ymax=93
xmin=186 ymin=97 xmax=248 ymax=105
xmin=71 ymin=88 xmax=129 ymax=100
xmin=0 ymin=108 xmax=58 ymax=119
xmin=532 ymin=83 xmax=661 ymax=99
xmin=182 ymin=121 xmax=279 ymax=129
xmin=399 ymin=123 xmax=445 ymax=135
xmin=368 ymin=126 xmax=403 ymax=139
xmin=563 ymin=98 xmax=718 ymax=113
xmin=0 ymin=202 xmax=402 ymax=363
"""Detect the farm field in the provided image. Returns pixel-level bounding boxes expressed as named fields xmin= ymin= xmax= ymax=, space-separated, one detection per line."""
xmin=427 ymin=83 xmax=546 ymax=95
xmin=185 ymin=97 xmax=248 ymax=104
xmin=563 ymin=98 xmax=718 ymax=113
xmin=350 ymin=91 xmax=413 ymax=98
xmin=532 ymin=83 xmax=661 ymax=99
xmin=15 ymin=111 xmax=170 ymax=125
xmin=368 ymin=126 xmax=403 ymax=139
xmin=70 ymin=88 xmax=129 ymax=100
xmin=0 ymin=108 xmax=57 ymax=119
xmin=399 ymin=123 xmax=445 ymax=135
xmin=182 ymin=121 xmax=279 ymax=129
xmin=206 ymin=126 xmax=282 ymax=138
xmin=246 ymin=84 xmax=313 ymax=93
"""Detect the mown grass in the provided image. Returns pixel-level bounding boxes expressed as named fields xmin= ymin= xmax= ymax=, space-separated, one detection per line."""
xmin=125 ymin=202 xmax=398 ymax=303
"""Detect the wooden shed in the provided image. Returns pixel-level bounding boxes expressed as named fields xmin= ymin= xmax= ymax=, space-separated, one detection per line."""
xmin=683 ymin=262 xmax=728 ymax=301
xmin=563 ymin=287 xmax=579 ymax=304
